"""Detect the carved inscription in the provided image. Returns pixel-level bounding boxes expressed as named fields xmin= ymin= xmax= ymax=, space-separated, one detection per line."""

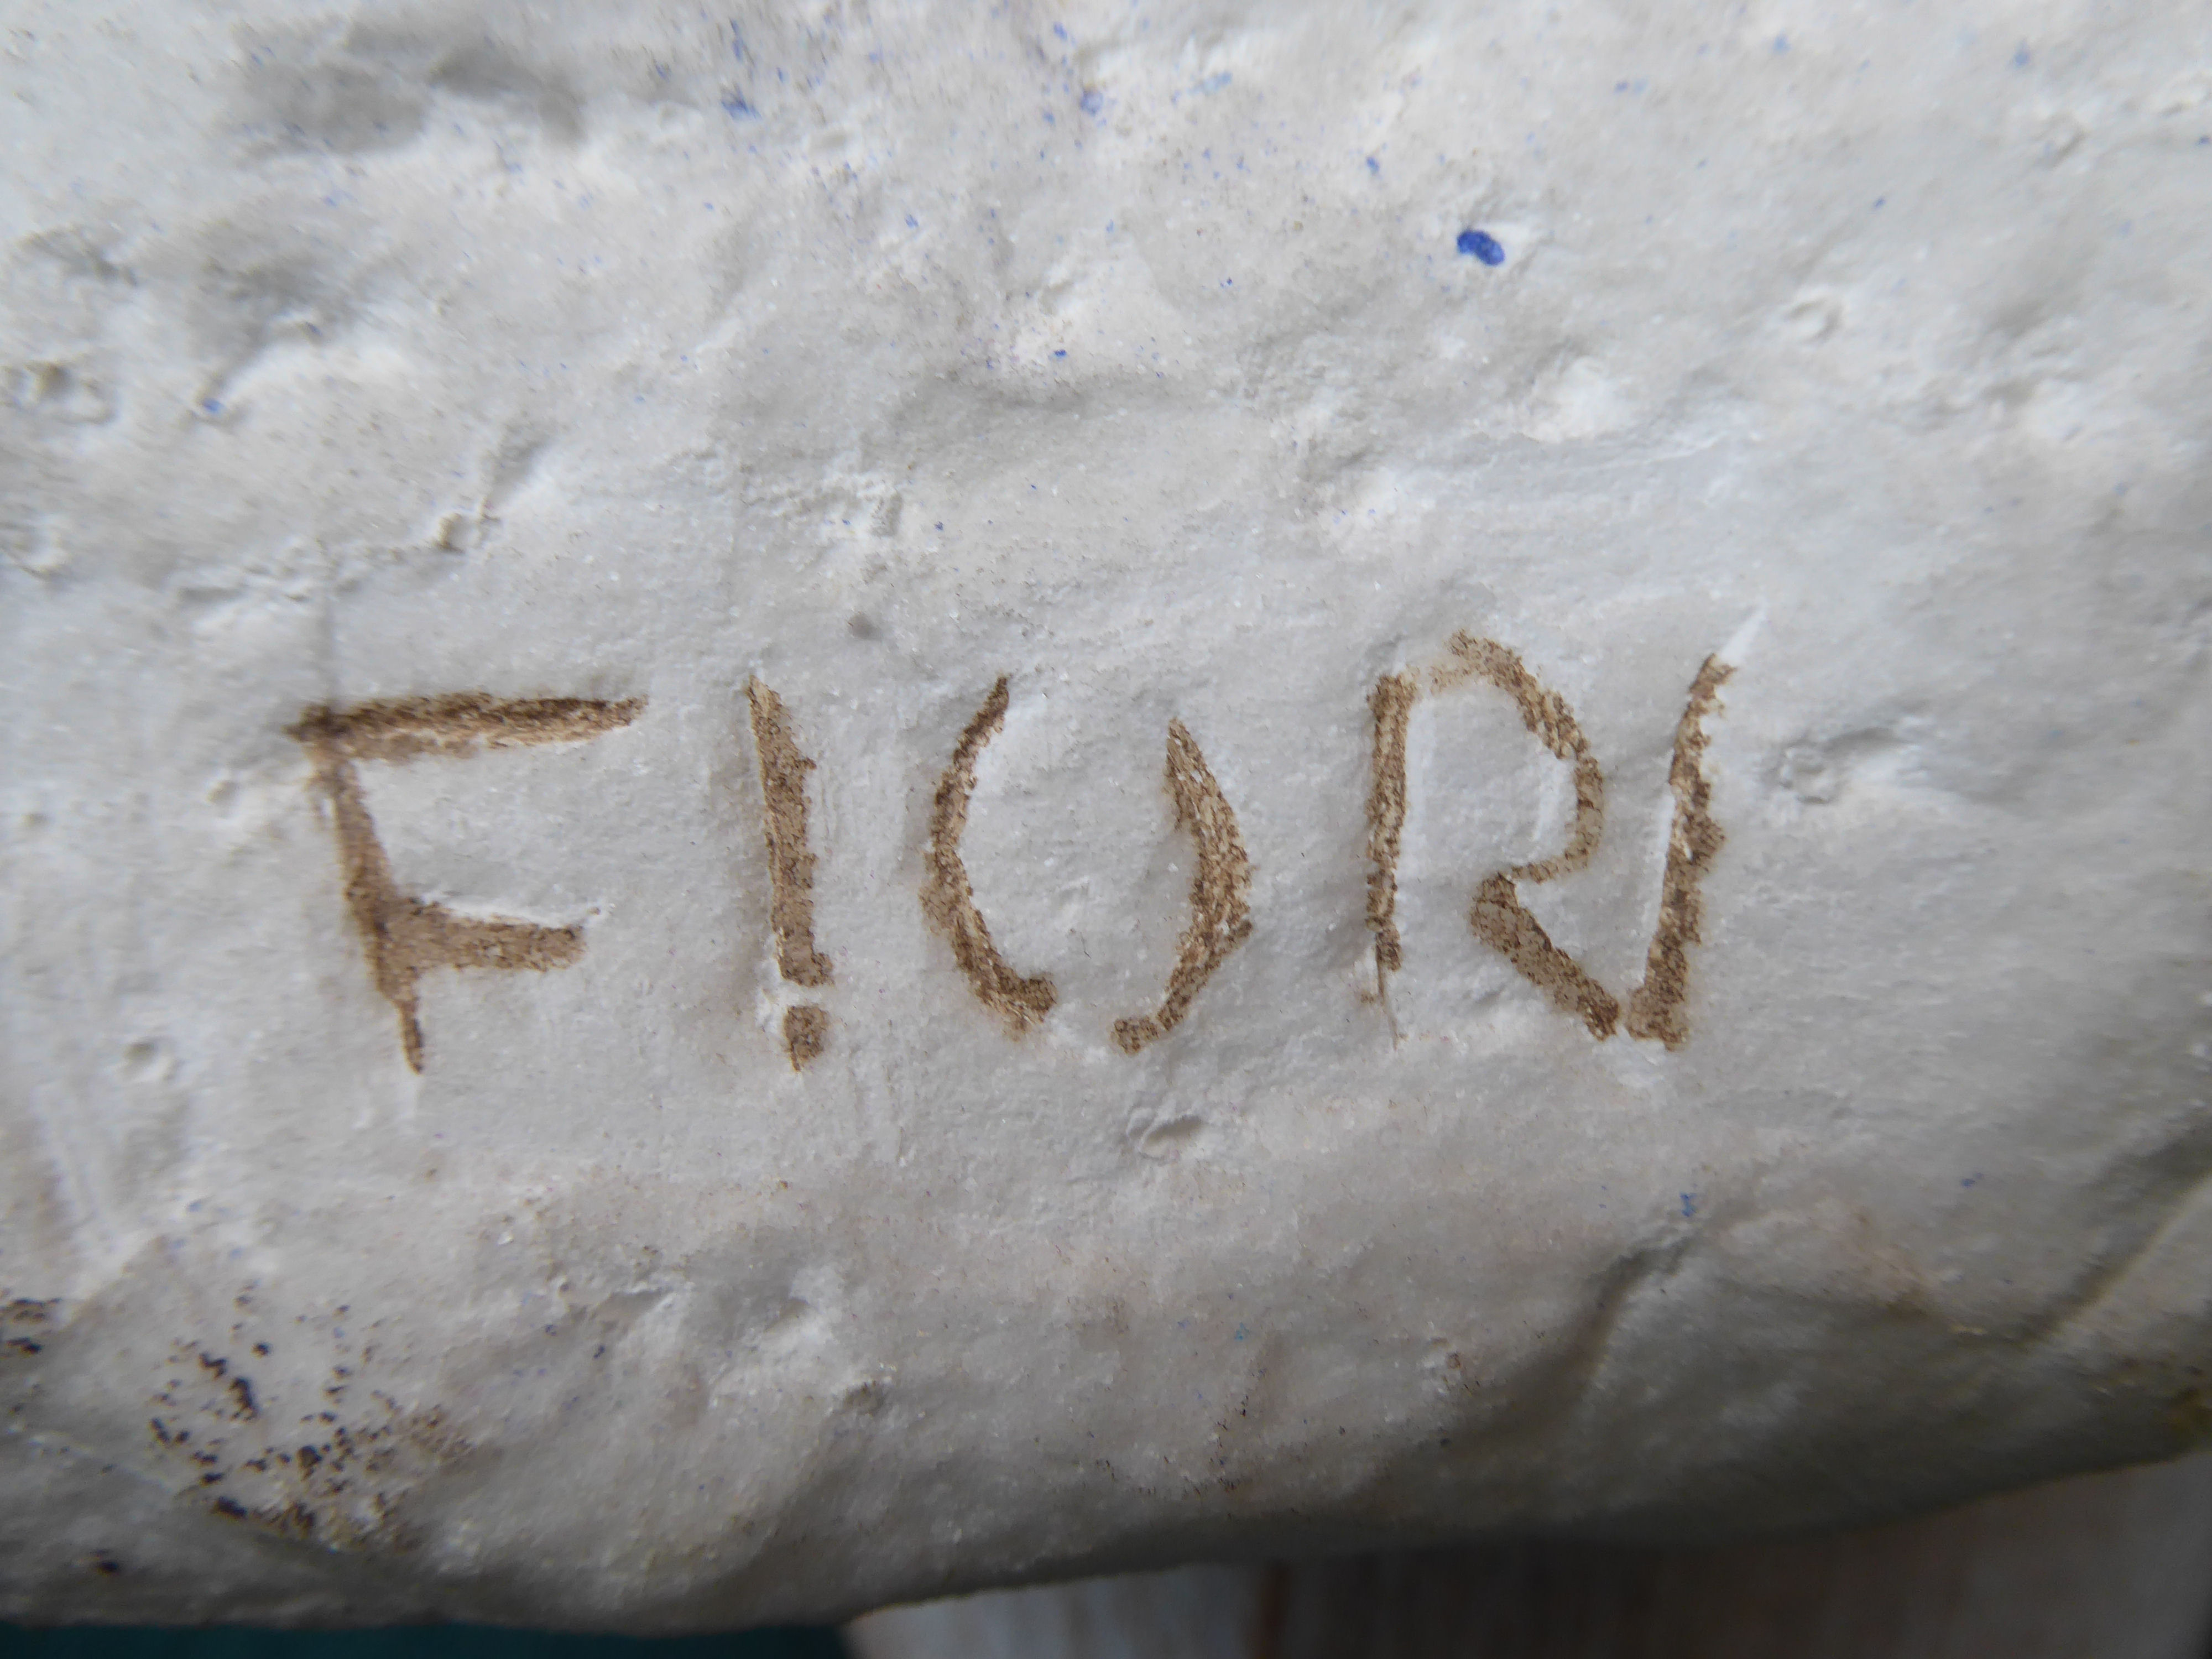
xmin=1446 ymin=636 xmax=1620 ymax=1039
xmin=921 ymin=677 xmax=1059 ymax=1036
xmin=290 ymin=694 xmax=643 ymax=1072
xmin=293 ymin=637 xmax=1737 ymax=1070
xmin=1362 ymin=672 xmax=1417 ymax=984
xmin=1366 ymin=637 xmax=1731 ymax=1049
xmin=781 ymin=1001 xmax=830 ymax=1070
xmin=1623 ymin=657 xmax=1733 ymax=1047
xmin=920 ymin=688 xmax=1254 ymax=1048
xmin=1114 ymin=721 xmax=1254 ymax=1055
xmin=746 ymin=678 xmax=833 ymax=1070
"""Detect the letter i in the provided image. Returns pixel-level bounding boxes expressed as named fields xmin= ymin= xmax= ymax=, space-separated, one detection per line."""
xmin=746 ymin=679 xmax=834 ymax=1070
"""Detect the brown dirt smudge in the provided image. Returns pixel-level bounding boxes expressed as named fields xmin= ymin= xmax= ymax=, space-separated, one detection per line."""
xmin=2 ymin=1296 xmax=55 ymax=1359
xmin=155 ymin=1332 xmax=473 ymax=1552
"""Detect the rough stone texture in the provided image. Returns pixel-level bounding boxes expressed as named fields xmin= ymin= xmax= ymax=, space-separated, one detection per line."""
xmin=2 ymin=0 xmax=2208 ymax=1630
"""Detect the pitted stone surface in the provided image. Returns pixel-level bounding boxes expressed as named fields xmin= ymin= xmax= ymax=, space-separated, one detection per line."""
xmin=2 ymin=0 xmax=2209 ymax=1629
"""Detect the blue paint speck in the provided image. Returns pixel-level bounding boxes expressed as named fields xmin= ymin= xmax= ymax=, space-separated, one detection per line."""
xmin=1197 ymin=71 xmax=1232 ymax=94
xmin=1455 ymin=228 xmax=1505 ymax=265
xmin=1874 ymin=196 xmax=1886 ymax=208
xmin=1680 ymin=1193 xmax=1698 ymax=1219
xmin=1221 ymin=276 xmax=1233 ymax=286
xmin=1772 ymin=34 xmax=1790 ymax=53
xmin=1052 ymin=348 xmax=1067 ymax=358
xmin=2012 ymin=43 xmax=2032 ymax=67
xmin=201 ymin=398 xmax=222 ymax=415
xmin=905 ymin=213 xmax=919 ymax=228
xmin=1081 ymin=88 xmax=1104 ymax=116
xmin=721 ymin=94 xmax=757 ymax=119
xmin=1233 ymin=1324 xmax=1249 ymax=1342
xmin=1961 ymin=1174 xmax=1982 ymax=1188
xmin=1365 ymin=155 xmax=1380 ymax=174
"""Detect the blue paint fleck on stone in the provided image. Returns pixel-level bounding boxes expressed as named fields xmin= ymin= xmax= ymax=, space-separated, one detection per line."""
xmin=1772 ymin=33 xmax=1789 ymax=53
xmin=1053 ymin=348 xmax=1067 ymax=358
xmin=1365 ymin=155 xmax=1380 ymax=174
xmin=1081 ymin=88 xmax=1103 ymax=116
xmin=1455 ymin=228 xmax=1505 ymax=265
xmin=1681 ymin=1193 xmax=1698 ymax=1219
xmin=721 ymin=93 xmax=757 ymax=119
xmin=1053 ymin=22 xmax=1068 ymax=40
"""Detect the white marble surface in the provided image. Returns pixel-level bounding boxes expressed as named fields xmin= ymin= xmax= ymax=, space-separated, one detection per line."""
xmin=2 ymin=0 xmax=2208 ymax=1628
